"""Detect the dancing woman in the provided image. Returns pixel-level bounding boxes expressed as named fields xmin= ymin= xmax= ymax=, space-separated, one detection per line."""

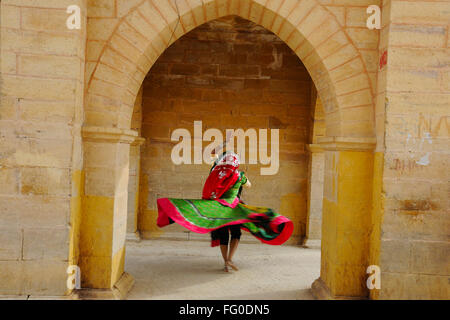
xmin=207 ymin=152 xmax=251 ymax=272
xmin=156 ymin=149 xmax=293 ymax=272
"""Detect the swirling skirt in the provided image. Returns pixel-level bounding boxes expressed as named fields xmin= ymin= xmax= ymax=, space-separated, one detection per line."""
xmin=157 ymin=198 xmax=293 ymax=247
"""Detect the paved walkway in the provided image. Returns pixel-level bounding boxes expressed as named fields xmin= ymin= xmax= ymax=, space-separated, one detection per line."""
xmin=125 ymin=239 xmax=320 ymax=300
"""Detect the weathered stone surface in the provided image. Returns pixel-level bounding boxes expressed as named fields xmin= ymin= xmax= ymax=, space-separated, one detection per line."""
xmin=0 ymin=0 xmax=447 ymax=300
xmin=0 ymin=261 xmax=24 ymax=295
xmin=23 ymin=227 xmax=70 ymax=261
xmin=139 ymin=16 xmax=312 ymax=242
xmin=0 ymin=229 xmax=22 ymax=260
xmin=22 ymin=260 xmax=68 ymax=296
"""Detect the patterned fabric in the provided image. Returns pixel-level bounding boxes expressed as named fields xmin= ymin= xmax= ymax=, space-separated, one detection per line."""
xmin=157 ymin=197 xmax=293 ymax=246
xmin=202 ymin=152 xmax=240 ymax=200
xmin=157 ymin=151 xmax=293 ymax=246
xmin=220 ymin=172 xmax=246 ymax=204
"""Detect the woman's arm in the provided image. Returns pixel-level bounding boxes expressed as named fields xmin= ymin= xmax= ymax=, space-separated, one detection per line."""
xmin=244 ymin=177 xmax=251 ymax=188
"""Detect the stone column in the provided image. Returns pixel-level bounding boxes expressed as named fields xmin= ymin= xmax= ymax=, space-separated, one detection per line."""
xmin=80 ymin=126 xmax=137 ymax=289
xmin=0 ymin=0 xmax=87 ymax=297
xmin=126 ymin=137 xmax=145 ymax=242
xmin=311 ymin=137 xmax=376 ymax=299
xmin=304 ymin=144 xmax=325 ymax=248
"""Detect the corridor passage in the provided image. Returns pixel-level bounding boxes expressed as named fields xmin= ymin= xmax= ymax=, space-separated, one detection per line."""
xmin=125 ymin=239 xmax=320 ymax=300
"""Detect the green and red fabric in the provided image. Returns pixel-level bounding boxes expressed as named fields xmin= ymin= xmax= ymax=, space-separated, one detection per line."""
xmin=157 ymin=152 xmax=293 ymax=246
xmin=202 ymin=151 xmax=241 ymax=200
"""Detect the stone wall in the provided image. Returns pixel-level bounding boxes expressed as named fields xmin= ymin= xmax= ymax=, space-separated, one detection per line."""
xmin=0 ymin=0 xmax=87 ymax=296
xmin=138 ymin=16 xmax=313 ymax=243
xmin=375 ymin=0 xmax=450 ymax=299
xmin=0 ymin=0 xmax=447 ymax=299
xmin=126 ymin=87 xmax=144 ymax=240
xmin=305 ymin=88 xmax=325 ymax=245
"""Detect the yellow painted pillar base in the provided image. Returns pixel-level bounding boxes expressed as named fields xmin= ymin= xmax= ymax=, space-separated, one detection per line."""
xmin=75 ymin=272 xmax=135 ymax=300
xmin=79 ymin=127 xmax=138 ymax=289
xmin=311 ymin=137 xmax=376 ymax=299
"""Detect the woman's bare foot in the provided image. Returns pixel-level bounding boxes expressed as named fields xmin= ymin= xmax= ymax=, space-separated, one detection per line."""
xmin=226 ymin=260 xmax=239 ymax=271
xmin=223 ymin=264 xmax=229 ymax=272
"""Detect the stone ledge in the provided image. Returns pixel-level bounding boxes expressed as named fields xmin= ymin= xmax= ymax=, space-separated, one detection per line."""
xmin=113 ymin=272 xmax=135 ymax=300
xmin=131 ymin=136 xmax=146 ymax=146
xmin=27 ymin=294 xmax=78 ymax=300
xmin=311 ymin=278 xmax=333 ymax=300
xmin=0 ymin=295 xmax=28 ymax=300
xmin=75 ymin=272 xmax=135 ymax=300
xmin=126 ymin=231 xmax=141 ymax=242
xmin=306 ymin=144 xmax=324 ymax=153
xmin=311 ymin=278 xmax=367 ymax=300
xmin=0 ymin=292 xmax=78 ymax=300
xmin=317 ymin=137 xmax=377 ymax=152
xmin=82 ymin=126 xmax=138 ymax=144
xmin=302 ymin=239 xmax=321 ymax=249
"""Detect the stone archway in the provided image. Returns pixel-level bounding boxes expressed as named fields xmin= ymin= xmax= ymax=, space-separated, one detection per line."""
xmin=80 ymin=0 xmax=377 ymax=299
xmin=85 ymin=0 xmax=374 ymax=135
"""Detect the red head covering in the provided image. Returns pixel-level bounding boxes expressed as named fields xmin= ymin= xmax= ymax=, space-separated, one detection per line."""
xmin=202 ymin=152 xmax=240 ymax=200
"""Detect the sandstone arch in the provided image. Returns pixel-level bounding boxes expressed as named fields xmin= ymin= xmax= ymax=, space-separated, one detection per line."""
xmin=85 ymin=0 xmax=375 ymax=138
xmin=80 ymin=0 xmax=377 ymax=299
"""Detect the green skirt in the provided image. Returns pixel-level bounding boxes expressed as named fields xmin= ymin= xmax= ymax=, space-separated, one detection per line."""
xmin=157 ymin=198 xmax=293 ymax=246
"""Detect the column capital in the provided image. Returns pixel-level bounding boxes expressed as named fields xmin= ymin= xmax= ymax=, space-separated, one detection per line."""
xmin=82 ymin=126 xmax=138 ymax=144
xmin=317 ymin=137 xmax=377 ymax=151
xmin=306 ymin=144 xmax=324 ymax=153
xmin=131 ymin=136 xmax=146 ymax=146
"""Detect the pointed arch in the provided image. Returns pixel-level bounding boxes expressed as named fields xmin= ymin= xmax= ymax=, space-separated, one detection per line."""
xmin=85 ymin=0 xmax=375 ymax=138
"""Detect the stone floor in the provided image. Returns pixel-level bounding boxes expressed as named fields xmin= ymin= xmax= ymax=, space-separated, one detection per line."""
xmin=125 ymin=239 xmax=321 ymax=300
